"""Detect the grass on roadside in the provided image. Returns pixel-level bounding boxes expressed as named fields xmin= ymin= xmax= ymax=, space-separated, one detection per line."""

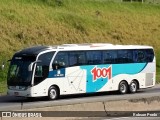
xmin=0 ymin=81 xmax=7 ymax=95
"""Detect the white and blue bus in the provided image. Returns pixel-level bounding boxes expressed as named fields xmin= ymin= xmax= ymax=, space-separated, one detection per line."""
xmin=7 ymin=43 xmax=156 ymax=100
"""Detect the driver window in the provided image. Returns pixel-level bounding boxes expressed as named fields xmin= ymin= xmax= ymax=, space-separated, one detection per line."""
xmin=53 ymin=52 xmax=68 ymax=70
xmin=35 ymin=65 xmax=42 ymax=77
xmin=34 ymin=52 xmax=55 ymax=85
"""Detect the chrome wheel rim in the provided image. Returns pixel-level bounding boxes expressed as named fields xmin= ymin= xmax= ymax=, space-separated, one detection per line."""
xmin=120 ymin=84 xmax=126 ymax=93
xmin=130 ymin=82 xmax=136 ymax=92
xmin=50 ymin=89 xmax=56 ymax=99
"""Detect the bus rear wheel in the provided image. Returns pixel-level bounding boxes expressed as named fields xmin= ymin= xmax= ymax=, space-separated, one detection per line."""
xmin=119 ymin=81 xmax=128 ymax=94
xmin=48 ymin=86 xmax=59 ymax=100
xmin=129 ymin=81 xmax=138 ymax=93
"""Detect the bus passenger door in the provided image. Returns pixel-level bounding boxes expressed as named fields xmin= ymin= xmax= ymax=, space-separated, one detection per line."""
xmin=33 ymin=52 xmax=55 ymax=97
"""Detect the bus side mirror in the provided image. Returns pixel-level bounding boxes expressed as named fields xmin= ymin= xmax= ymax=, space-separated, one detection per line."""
xmin=28 ymin=60 xmax=41 ymax=71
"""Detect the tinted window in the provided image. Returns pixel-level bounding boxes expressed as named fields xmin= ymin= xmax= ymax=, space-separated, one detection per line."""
xmin=34 ymin=52 xmax=55 ymax=85
xmin=117 ymin=50 xmax=133 ymax=63
xmin=133 ymin=50 xmax=146 ymax=63
xmin=38 ymin=52 xmax=54 ymax=65
xmin=86 ymin=51 xmax=102 ymax=65
xmin=103 ymin=50 xmax=117 ymax=64
xmin=146 ymin=49 xmax=154 ymax=62
xmin=51 ymin=49 xmax=154 ymax=69
xmin=103 ymin=49 xmax=154 ymax=64
xmin=53 ymin=52 xmax=69 ymax=69
xmin=69 ymin=51 xmax=86 ymax=66
xmin=7 ymin=60 xmax=33 ymax=86
xmin=133 ymin=49 xmax=154 ymax=63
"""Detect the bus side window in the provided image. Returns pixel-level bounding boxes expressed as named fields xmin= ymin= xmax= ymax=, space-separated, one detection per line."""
xmin=86 ymin=51 xmax=102 ymax=65
xmin=116 ymin=50 xmax=124 ymax=63
xmin=53 ymin=52 xmax=68 ymax=69
xmin=133 ymin=50 xmax=146 ymax=63
xmin=146 ymin=49 xmax=154 ymax=62
xmin=69 ymin=55 xmax=77 ymax=66
xmin=69 ymin=51 xmax=86 ymax=66
xmin=103 ymin=50 xmax=117 ymax=64
xmin=77 ymin=53 xmax=86 ymax=65
xmin=117 ymin=50 xmax=133 ymax=63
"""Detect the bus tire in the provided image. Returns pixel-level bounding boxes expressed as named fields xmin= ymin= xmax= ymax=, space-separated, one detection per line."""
xmin=129 ymin=80 xmax=138 ymax=93
xmin=48 ymin=86 xmax=59 ymax=100
xmin=119 ymin=81 xmax=128 ymax=94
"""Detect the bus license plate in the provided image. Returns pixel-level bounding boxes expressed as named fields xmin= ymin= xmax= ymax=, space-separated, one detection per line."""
xmin=14 ymin=92 xmax=19 ymax=96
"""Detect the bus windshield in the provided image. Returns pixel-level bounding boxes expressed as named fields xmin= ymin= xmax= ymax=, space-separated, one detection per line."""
xmin=7 ymin=58 xmax=35 ymax=86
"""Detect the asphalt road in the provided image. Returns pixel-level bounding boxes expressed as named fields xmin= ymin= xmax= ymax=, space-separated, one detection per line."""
xmin=0 ymin=85 xmax=160 ymax=111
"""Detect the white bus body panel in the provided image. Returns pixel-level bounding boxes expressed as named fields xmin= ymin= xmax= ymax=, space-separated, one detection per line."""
xmin=7 ymin=44 xmax=156 ymax=97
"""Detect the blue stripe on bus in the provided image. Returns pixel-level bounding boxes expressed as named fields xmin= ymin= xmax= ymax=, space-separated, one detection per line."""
xmin=80 ymin=63 xmax=147 ymax=93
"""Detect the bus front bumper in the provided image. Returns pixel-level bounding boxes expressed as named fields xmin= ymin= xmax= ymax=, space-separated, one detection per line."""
xmin=7 ymin=88 xmax=33 ymax=97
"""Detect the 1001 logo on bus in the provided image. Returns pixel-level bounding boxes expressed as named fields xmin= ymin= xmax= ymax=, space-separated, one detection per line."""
xmin=91 ymin=66 xmax=112 ymax=81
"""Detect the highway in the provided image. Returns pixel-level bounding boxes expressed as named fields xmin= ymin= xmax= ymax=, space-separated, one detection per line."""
xmin=0 ymin=84 xmax=160 ymax=111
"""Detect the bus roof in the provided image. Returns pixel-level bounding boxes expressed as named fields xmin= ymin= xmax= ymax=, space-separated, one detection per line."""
xmin=49 ymin=43 xmax=153 ymax=51
xmin=15 ymin=43 xmax=154 ymax=56
xmin=14 ymin=46 xmax=52 ymax=56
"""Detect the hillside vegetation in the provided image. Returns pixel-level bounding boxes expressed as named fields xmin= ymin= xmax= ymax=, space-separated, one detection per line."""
xmin=0 ymin=0 xmax=160 ymax=93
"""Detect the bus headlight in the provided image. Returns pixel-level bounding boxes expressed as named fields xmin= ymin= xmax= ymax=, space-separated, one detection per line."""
xmin=8 ymin=86 xmax=28 ymax=90
xmin=19 ymin=86 xmax=28 ymax=90
xmin=8 ymin=86 xmax=16 ymax=90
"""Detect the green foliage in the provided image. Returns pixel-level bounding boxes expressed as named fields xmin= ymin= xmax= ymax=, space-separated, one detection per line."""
xmin=0 ymin=0 xmax=160 ymax=93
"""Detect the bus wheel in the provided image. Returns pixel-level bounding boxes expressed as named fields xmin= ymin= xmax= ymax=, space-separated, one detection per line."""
xmin=48 ymin=86 xmax=59 ymax=100
xmin=129 ymin=81 xmax=138 ymax=93
xmin=119 ymin=81 xmax=128 ymax=94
